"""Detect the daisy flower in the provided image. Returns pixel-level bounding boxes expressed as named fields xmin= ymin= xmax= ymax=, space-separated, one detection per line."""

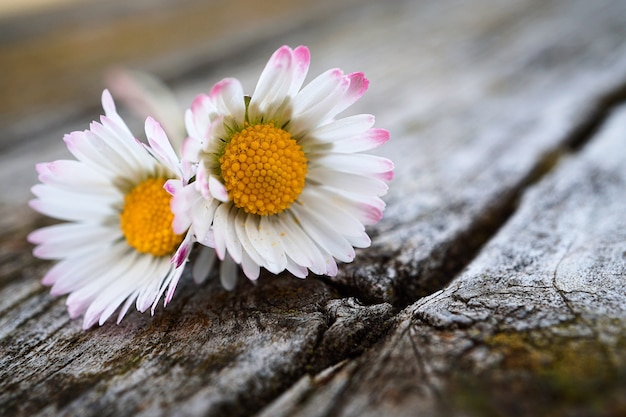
xmin=174 ymin=45 xmax=393 ymax=287
xmin=28 ymin=90 xmax=193 ymax=329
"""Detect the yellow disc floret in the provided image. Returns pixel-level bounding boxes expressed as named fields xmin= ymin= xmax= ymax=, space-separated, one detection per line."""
xmin=119 ymin=177 xmax=183 ymax=257
xmin=220 ymin=123 xmax=307 ymax=216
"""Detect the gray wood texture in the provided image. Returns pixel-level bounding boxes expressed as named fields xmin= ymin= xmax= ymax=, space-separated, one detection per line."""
xmin=262 ymin=102 xmax=626 ymax=417
xmin=1 ymin=0 xmax=625 ymax=415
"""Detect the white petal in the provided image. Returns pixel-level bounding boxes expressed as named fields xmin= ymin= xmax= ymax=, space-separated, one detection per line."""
xmin=322 ymin=251 xmax=339 ymax=276
xmin=223 ymin=205 xmax=243 ymax=264
xmin=309 ymin=114 xmax=374 ymax=139
xmin=101 ymin=89 xmax=134 ymax=140
xmin=44 ymin=255 xmax=100 ymax=291
xmin=192 ymin=247 xmax=217 ymax=284
xmin=28 ymin=222 xmax=111 ymax=245
xmin=329 ymin=128 xmax=390 ymax=153
xmin=208 ymin=78 xmax=245 ymax=125
xmin=290 ymin=204 xmax=355 ymax=263
xmin=250 ymin=46 xmax=296 ymax=122
xmin=241 ymin=250 xmax=261 ymax=281
xmin=195 ymin=162 xmax=211 ymax=199
xmin=244 ymin=214 xmax=285 ymax=273
xmin=299 ymin=189 xmax=370 ymax=248
xmin=165 ymin=179 xmax=193 ymax=234
xmin=98 ymin=257 xmax=156 ymax=325
xmin=162 ymin=263 xmax=186 ymax=307
xmin=133 ymin=256 xmax=163 ymax=313
xmin=287 ymin=46 xmax=311 ymax=96
xmin=171 ymin=230 xmax=193 ymax=268
xmin=33 ymin=228 xmax=117 ymax=260
xmin=220 ymin=256 xmax=239 ymax=290
xmin=66 ymin=246 xmax=138 ymax=324
xmin=66 ymin=129 xmax=135 ymax=179
xmin=36 ymin=160 xmax=110 ymax=189
xmin=31 ymin=182 xmax=118 ymax=208
xmin=209 ymin=175 xmax=229 ymax=202
xmin=212 ymin=202 xmax=232 ymax=260
xmin=30 ymin=186 xmax=117 ymax=222
xmin=314 ymin=153 xmax=394 ymax=180
xmin=98 ymin=115 xmax=156 ymax=171
xmin=181 ymin=135 xmax=202 ymax=165
xmin=326 ymin=72 xmax=369 ymax=119
xmin=85 ymin=255 xmax=155 ymax=327
xmin=290 ymin=71 xmax=368 ymax=132
xmin=91 ymin=118 xmax=152 ymax=176
xmin=258 ymin=216 xmax=288 ymax=274
xmin=117 ymin=292 xmax=137 ymax=324
xmin=289 ymin=69 xmax=348 ymax=136
xmin=307 ymin=167 xmax=389 ymax=196
xmin=275 ymin=214 xmax=325 ymax=272
xmin=186 ymin=94 xmax=216 ymax=140
xmin=314 ymin=186 xmax=386 ymax=226
xmin=234 ymin=210 xmax=265 ymax=268
xmin=191 ymin=196 xmax=219 ymax=243
xmin=144 ymin=117 xmax=182 ymax=177
xmin=285 ymin=257 xmax=308 ymax=278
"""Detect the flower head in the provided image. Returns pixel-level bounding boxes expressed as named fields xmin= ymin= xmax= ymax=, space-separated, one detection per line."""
xmin=28 ymin=90 xmax=193 ymax=329
xmin=175 ymin=45 xmax=393 ymax=287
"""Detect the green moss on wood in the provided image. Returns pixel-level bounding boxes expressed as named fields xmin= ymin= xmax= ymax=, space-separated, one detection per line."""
xmin=448 ymin=326 xmax=626 ymax=417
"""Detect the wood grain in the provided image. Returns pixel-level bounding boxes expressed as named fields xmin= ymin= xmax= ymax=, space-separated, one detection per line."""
xmin=265 ymin=103 xmax=626 ymax=417
xmin=1 ymin=0 xmax=625 ymax=415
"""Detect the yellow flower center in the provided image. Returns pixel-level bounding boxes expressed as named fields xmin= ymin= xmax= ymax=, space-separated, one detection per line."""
xmin=119 ymin=177 xmax=183 ymax=257
xmin=220 ymin=123 xmax=307 ymax=216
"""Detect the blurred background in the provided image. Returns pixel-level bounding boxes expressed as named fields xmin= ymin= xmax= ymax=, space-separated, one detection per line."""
xmin=0 ymin=0 xmax=362 ymax=150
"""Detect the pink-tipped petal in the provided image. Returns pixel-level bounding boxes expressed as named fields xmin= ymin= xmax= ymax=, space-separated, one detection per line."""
xmin=144 ymin=117 xmax=181 ymax=176
xmin=163 ymin=266 xmax=185 ymax=307
xmin=250 ymin=45 xmax=312 ymax=122
xmin=331 ymin=128 xmax=390 ymax=153
xmin=209 ymin=78 xmax=245 ymax=123
xmin=330 ymin=72 xmax=369 ymax=116
xmin=181 ymin=135 xmax=201 ymax=165
xmin=172 ymin=231 xmax=193 ymax=267
xmin=288 ymin=46 xmax=311 ymax=95
xmin=167 ymin=180 xmax=195 ymax=235
xmin=252 ymin=46 xmax=293 ymax=100
xmin=289 ymin=69 xmax=351 ymax=136
xmin=187 ymin=94 xmax=214 ymax=141
xmin=292 ymin=68 xmax=345 ymax=115
xmin=304 ymin=114 xmax=376 ymax=145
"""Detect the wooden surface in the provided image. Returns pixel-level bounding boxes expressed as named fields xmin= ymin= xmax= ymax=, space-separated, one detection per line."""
xmin=1 ymin=0 xmax=626 ymax=416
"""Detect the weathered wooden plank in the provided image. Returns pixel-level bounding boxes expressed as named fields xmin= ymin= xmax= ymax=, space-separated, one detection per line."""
xmin=0 ymin=262 xmax=393 ymax=416
xmin=262 ymin=103 xmax=626 ymax=416
xmin=1 ymin=0 xmax=626 ymax=415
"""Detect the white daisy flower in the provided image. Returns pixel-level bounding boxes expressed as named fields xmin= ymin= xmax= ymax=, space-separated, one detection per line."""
xmin=172 ymin=45 xmax=393 ymax=288
xmin=28 ymin=90 xmax=194 ymax=329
